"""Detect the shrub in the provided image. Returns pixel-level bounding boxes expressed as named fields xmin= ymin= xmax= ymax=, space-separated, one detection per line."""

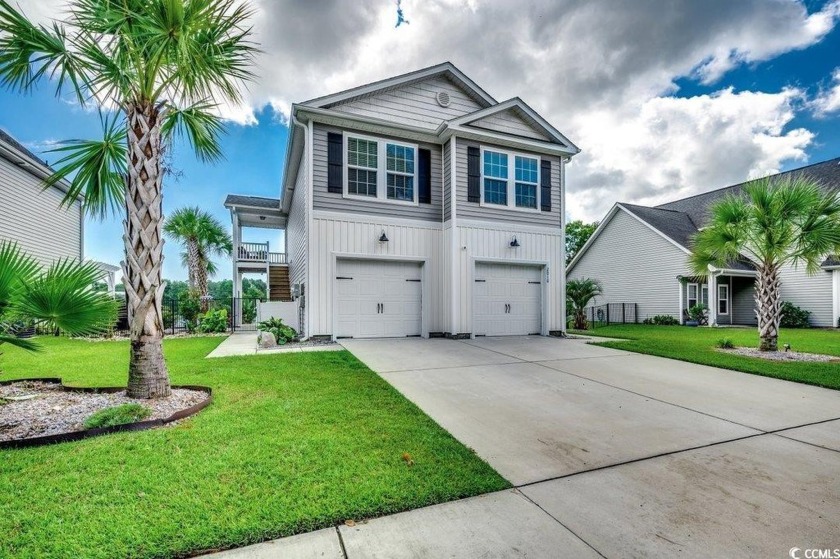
xmin=84 ymin=403 xmax=150 ymax=429
xmin=688 ymin=304 xmax=708 ymax=322
xmin=642 ymin=315 xmax=679 ymax=326
xmin=178 ymin=290 xmax=202 ymax=333
xmin=716 ymin=338 xmax=735 ymax=349
xmin=197 ymin=308 xmax=228 ymax=333
xmin=780 ymin=301 xmax=810 ymax=328
xmin=258 ymin=317 xmax=297 ymax=345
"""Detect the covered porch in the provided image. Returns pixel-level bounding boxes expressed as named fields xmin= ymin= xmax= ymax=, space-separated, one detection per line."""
xmin=677 ymin=265 xmax=757 ymax=327
xmin=224 ymin=195 xmax=290 ymax=304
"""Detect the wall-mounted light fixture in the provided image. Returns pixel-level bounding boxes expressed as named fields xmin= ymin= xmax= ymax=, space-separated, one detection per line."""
xmin=509 ymin=236 xmax=520 ymax=248
xmin=379 ymin=230 xmax=389 ymax=243
xmin=259 ymin=215 xmax=266 ymax=221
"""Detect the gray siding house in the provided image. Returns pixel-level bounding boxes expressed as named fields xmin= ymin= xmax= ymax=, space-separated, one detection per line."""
xmin=0 ymin=129 xmax=83 ymax=267
xmin=567 ymin=158 xmax=840 ymax=328
xmin=225 ymin=62 xmax=580 ymax=339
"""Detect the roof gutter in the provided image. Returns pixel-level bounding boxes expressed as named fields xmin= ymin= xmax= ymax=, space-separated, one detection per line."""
xmin=0 ymin=141 xmax=78 ymax=200
xmin=279 ymin=106 xmax=308 ymax=212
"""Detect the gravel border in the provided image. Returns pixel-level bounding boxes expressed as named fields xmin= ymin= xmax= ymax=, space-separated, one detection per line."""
xmin=720 ymin=347 xmax=840 ymax=362
xmin=257 ymin=338 xmax=337 ymax=352
xmin=0 ymin=380 xmax=211 ymax=446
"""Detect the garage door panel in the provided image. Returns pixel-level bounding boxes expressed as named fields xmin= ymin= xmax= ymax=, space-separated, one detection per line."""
xmin=475 ymin=263 xmax=542 ymax=336
xmin=335 ymin=259 xmax=422 ymax=339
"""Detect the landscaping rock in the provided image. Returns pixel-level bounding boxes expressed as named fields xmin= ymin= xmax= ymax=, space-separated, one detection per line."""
xmin=722 ymin=347 xmax=839 ymax=362
xmin=258 ymin=331 xmax=277 ymax=348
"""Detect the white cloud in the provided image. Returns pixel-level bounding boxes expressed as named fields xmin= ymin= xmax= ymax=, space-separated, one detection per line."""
xmin=16 ymin=0 xmax=840 ymax=221
xmin=812 ymin=67 xmax=840 ymax=116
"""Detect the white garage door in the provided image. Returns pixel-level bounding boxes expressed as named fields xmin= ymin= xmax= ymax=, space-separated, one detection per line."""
xmin=335 ymin=259 xmax=422 ymax=338
xmin=474 ymin=263 xmax=542 ymax=336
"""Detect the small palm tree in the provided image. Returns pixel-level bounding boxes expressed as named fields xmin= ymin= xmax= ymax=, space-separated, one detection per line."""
xmin=566 ymin=278 xmax=602 ymax=330
xmin=164 ymin=206 xmax=231 ymax=309
xmin=691 ymin=177 xmax=840 ymax=351
xmin=0 ymin=242 xmax=118 ymax=354
xmin=0 ymin=0 xmax=256 ymax=397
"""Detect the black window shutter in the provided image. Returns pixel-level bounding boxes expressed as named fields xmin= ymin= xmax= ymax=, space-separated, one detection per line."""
xmin=418 ymin=148 xmax=431 ymax=203
xmin=327 ymin=132 xmax=343 ymax=193
xmin=467 ymin=146 xmax=480 ymax=203
xmin=540 ymin=159 xmax=552 ymax=212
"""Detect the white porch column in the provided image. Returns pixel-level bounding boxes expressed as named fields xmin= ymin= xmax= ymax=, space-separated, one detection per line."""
xmin=833 ymin=270 xmax=839 ymax=328
xmin=677 ymin=276 xmax=684 ymax=324
xmin=707 ymin=273 xmax=718 ymax=327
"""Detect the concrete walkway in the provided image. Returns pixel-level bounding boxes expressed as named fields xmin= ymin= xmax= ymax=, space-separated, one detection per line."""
xmin=206 ymin=332 xmax=342 ymax=358
xmin=205 ymin=336 xmax=840 ymax=558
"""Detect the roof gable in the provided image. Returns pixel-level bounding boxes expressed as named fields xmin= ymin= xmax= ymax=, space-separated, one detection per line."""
xmin=465 ymin=106 xmax=551 ymax=141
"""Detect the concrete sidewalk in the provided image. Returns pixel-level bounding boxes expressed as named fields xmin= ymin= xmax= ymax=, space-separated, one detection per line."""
xmin=206 ymin=333 xmax=342 ymax=358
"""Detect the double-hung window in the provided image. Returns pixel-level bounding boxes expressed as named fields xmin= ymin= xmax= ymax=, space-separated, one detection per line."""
xmin=687 ymin=283 xmax=698 ymax=309
xmin=718 ymin=284 xmax=729 ymax=315
xmin=345 ymin=134 xmax=418 ymax=204
xmin=481 ymin=148 xmax=540 ymax=210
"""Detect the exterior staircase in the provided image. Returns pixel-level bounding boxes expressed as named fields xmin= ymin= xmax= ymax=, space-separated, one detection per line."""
xmin=269 ymin=265 xmax=292 ymax=301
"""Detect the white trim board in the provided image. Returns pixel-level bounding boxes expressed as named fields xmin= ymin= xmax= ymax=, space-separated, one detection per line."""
xmin=312 ymin=210 xmax=443 ymax=230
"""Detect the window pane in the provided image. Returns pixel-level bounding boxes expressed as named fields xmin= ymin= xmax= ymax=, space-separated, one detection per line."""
xmin=387 ymin=144 xmax=414 ymax=174
xmin=348 ymin=137 xmax=377 ymax=169
xmin=483 ymin=150 xmax=508 ymax=179
xmin=515 ymin=183 xmax=537 ymax=208
xmin=348 ymin=168 xmax=377 ymax=196
xmin=484 ymin=178 xmax=507 ymax=205
xmin=387 ymin=173 xmax=414 ymax=201
xmin=515 ymin=156 xmax=538 ymax=183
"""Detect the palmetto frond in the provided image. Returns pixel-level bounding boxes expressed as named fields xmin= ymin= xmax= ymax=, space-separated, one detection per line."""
xmin=566 ymin=278 xmax=602 ymax=311
xmin=161 ymin=100 xmax=225 ymax=162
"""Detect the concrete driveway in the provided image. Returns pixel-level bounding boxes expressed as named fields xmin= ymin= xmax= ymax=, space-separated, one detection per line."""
xmin=340 ymin=335 xmax=840 ymax=557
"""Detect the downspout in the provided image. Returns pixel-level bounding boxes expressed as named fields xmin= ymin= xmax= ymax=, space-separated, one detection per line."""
xmin=290 ymin=112 xmax=309 ymax=339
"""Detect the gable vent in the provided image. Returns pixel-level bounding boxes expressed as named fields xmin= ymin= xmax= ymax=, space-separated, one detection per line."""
xmin=435 ymin=91 xmax=451 ymax=108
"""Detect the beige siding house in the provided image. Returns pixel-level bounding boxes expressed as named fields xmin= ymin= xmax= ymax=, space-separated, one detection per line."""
xmin=0 ymin=129 xmax=83 ymax=267
xmin=225 ymin=62 xmax=581 ymax=339
xmin=568 ymin=158 xmax=840 ymax=328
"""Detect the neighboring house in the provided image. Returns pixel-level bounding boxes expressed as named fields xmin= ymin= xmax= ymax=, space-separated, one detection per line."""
xmin=0 ymin=128 xmax=83 ymax=267
xmin=225 ymin=62 xmax=580 ymax=339
xmin=567 ymin=158 xmax=840 ymax=328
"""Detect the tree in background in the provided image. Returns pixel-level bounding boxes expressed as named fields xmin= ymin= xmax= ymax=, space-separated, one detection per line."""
xmin=691 ymin=177 xmax=840 ymax=351
xmin=565 ymin=220 xmax=599 ymax=264
xmin=0 ymin=242 xmax=117 ymax=354
xmin=0 ymin=0 xmax=256 ymax=397
xmin=566 ymin=278 xmax=602 ymax=330
xmin=164 ymin=207 xmax=232 ymax=310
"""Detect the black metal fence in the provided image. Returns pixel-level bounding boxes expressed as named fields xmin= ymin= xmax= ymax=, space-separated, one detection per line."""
xmin=112 ymin=296 xmax=263 ymax=336
xmin=584 ymin=303 xmax=637 ymax=327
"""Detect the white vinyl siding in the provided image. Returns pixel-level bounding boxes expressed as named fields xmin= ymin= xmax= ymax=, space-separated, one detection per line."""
xmin=457 ymin=139 xmax=561 ymax=227
xmin=312 ymin=124 xmax=442 ymax=221
xmin=466 ymin=108 xmax=552 ymax=141
xmin=568 ymin=209 xmax=689 ymax=322
xmin=326 ymin=74 xmax=486 ymax=130
xmin=286 ymin=151 xmax=309 ymax=336
xmin=0 ymin=156 xmax=82 ymax=268
xmin=778 ymin=263 xmax=835 ymax=327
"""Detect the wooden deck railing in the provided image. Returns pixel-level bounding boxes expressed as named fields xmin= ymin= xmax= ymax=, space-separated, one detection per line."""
xmin=235 ymin=242 xmax=286 ymax=265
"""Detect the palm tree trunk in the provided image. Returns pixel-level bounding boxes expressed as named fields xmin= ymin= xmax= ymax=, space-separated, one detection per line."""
xmin=123 ymin=103 xmax=171 ymax=399
xmin=755 ymin=263 xmax=781 ymax=352
xmin=186 ymin=239 xmax=200 ymax=291
xmin=196 ymin=256 xmax=210 ymax=313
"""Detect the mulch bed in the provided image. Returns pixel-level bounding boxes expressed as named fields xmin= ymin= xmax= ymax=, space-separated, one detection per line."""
xmin=0 ymin=379 xmax=211 ymax=448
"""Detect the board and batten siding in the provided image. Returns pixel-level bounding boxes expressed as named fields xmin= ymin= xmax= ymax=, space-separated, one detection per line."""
xmin=466 ymin=109 xmax=551 ymax=141
xmin=0 ymin=157 xmax=81 ymax=268
xmin=442 ymin=139 xmax=451 ymax=221
xmin=326 ymin=75 xmax=485 ymax=130
xmin=731 ymin=280 xmax=757 ymax=326
xmin=455 ymin=223 xmax=564 ymax=334
xmin=455 ymin=139 xmax=562 ymax=228
xmin=311 ymin=124 xmax=443 ymax=222
xmin=778 ymin=263 xmax=834 ymax=327
xmin=286 ymin=151 xmax=309 ymax=336
xmin=308 ymin=212 xmax=445 ymax=337
xmin=568 ymin=209 xmax=689 ymax=321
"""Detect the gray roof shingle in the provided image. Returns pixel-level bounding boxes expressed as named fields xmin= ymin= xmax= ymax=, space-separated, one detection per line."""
xmin=823 ymin=255 xmax=840 ymax=268
xmin=224 ymin=194 xmax=281 ymax=209
xmin=619 ymin=203 xmax=699 ymax=250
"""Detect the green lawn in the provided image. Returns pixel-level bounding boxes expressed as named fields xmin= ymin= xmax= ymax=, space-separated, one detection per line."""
xmin=0 ymin=337 xmax=508 ymax=559
xmin=573 ymin=324 xmax=840 ymax=390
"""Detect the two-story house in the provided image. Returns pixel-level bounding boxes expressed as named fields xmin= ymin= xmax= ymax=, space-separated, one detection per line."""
xmin=0 ymin=128 xmax=83 ymax=267
xmin=225 ymin=63 xmax=580 ymax=339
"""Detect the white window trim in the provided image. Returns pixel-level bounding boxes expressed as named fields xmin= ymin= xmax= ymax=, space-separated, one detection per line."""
xmin=687 ymin=283 xmax=698 ymax=309
xmin=343 ymin=132 xmax=419 ymax=207
xmin=479 ymin=146 xmax=542 ymax=213
xmin=718 ymin=283 xmax=729 ymax=315
xmin=701 ymin=284 xmax=709 ymax=307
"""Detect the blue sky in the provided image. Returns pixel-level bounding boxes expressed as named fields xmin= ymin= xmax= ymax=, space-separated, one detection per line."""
xmin=1 ymin=0 xmax=839 ymax=281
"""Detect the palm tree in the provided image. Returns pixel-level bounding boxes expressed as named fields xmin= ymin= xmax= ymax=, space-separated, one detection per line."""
xmin=0 ymin=0 xmax=256 ymax=397
xmin=164 ymin=206 xmax=232 ymax=309
xmin=0 ymin=241 xmax=118 ymax=354
xmin=691 ymin=177 xmax=840 ymax=351
xmin=566 ymin=278 xmax=602 ymax=330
